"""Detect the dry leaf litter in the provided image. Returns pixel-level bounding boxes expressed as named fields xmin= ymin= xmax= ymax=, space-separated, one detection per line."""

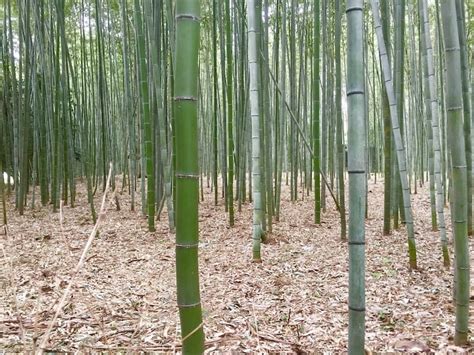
xmin=0 ymin=176 xmax=473 ymax=353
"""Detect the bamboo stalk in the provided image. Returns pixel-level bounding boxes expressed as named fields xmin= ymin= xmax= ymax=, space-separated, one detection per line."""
xmin=346 ymin=0 xmax=366 ymax=352
xmin=370 ymin=0 xmax=418 ymax=269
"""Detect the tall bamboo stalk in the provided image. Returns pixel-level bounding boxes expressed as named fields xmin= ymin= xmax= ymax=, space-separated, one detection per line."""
xmin=225 ymin=0 xmax=235 ymax=226
xmin=346 ymin=0 xmax=366 ymax=352
xmin=454 ymin=0 xmax=472 ymax=236
xmin=371 ymin=0 xmax=417 ymax=269
xmin=120 ymin=0 xmax=135 ymax=211
xmin=174 ymin=0 xmax=204 ymax=352
xmin=313 ymin=0 xmax=321 ymax=224
xmin=247 ymin=0 xmax=263 ymax=262
xmin=335 ymin=0 xmax=346 ymax=239
xmin=134 ymin=0 xmax=155 ymax=231
xmin=381 ymin=0 xmax=391 ymax=236
xmin=440 ymin=0 xmax=469 ymax=345
xmin=420 ymin=0 xmax=449 ymax=266
xmin=212 ymin=0 xmax=219 ymax=206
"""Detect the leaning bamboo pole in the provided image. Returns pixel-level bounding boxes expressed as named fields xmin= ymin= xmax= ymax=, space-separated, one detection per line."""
xmin=370 ymin=0 xmax=417 ymax=269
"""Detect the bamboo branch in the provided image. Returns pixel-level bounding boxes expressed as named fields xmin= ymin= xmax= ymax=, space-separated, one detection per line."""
xmin=38 ymin=162 xmax=114 ymax=353
xmin=263 ymin=57 xmax=341 ymax=212
xmin=1 ymin=230 xmax=25 ymax=345
xmin=233 ymin=3 xmax=340 ymax=212
xmin=59 ymin=200 xmax=73 ymax=257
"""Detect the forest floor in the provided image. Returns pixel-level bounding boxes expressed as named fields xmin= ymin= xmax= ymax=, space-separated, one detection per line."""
xmin=1 ymin=176 xmax=473 ymax=353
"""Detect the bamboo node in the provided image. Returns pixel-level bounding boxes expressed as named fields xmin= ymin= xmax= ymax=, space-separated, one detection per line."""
xmin=348 ymin=305 xmax=366 ymax=312
xmin=445 ymin=46 xmax=460 ymax=52
xmin=176 ymin=243 xmax=199 ymax=248
xmin=348 ymin=241 xmax=365 ymax=245
xmin=347 ymin=90 xmax=364 ymax=96
xmin=175 ymin=14 xmax=200 ymax=21
xmin=348 ymin=170 xmax=366 ymax=174
xmin=346 ymin=6 xmax=363 ymax=13
xmin=175 ymin=173 xmax=199 ymax=179
xmin=178 ymin=301 xmax=201 ymax=308
xmin=174 ymin=96 xmax=197 ymax=101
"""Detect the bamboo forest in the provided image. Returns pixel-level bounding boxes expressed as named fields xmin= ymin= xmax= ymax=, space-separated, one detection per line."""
xmin=1 ymin=0 xmax=473 ymax=353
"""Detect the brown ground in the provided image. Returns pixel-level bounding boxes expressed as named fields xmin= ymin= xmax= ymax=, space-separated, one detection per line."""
xmin=1 ymin=176 xmax=473 ymax=353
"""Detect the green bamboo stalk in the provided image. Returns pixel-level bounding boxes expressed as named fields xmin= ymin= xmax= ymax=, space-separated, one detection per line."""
xmin=262 ymin=0 xmax=273 ymax=233
xmin=120 ymin=0 xmax=135 ymax=211
xmin=237 ymin=1 xmax=248 ymax=210
xmin=381 ymin=0 xmax=391 ymax=236
xmin=289 ymin=0 xmax=296 ymax=202
xmin=472 ymin=66 xmax=474 ymax=237
xmin=95 ymin=0 xmax=108 ymax=192
xmin=18 ymin=0 xmax=32 ymax=215
xmin=346 ymin=0 xmax=366 ymax=352
xmin=80 ymin=0 xmax=97 ymax=222
xmin=225 ymin=0 xmax=235 ymax=226
xmin=455 ymin=0 xmax=472 ymax=236
xmin=174 ymin=0 xmax=205 ymax=352
xmin=0 ymin=160 xmax=7 ymax=226
xmin=313 ymin=0 xmax=321 ymax=224
xmin=165 ymin=0 xmax=177 ymax=229
xmin=146 ymin=1 xmax=175 ymax=231
xmin=393 ymin=0 xmax=405 ymax=227
xmin=255 ymin=0 xmax=267 ymax=234
xmin=420 ymin=0 xmax=449 ymax=266
xmin=272 ymin=0 xmax=280 ymax=213
xmin=218 ymin=0 xmax=228 ymax=211
xmin=440 ymin=0 xmax=469 ymax=345
xmin=321 ymin=0 xmax=328 ymax=211
xmin=134 ymin=0 xmax=155 ymax=232
xmin=335 ymin=0 xmax=346 ymax=239
xmin=275 ymin=0 xmax=287 ymax=221
xmin=6 ymin=0 xmax=19 ymax=209
xmin=212 ymin=0 xmax=218 ymax=206
xmin=363 ymin=18 xmax=370 ymax=219
xmin=433 ymin=0 xmax=448 ymax=207
xmin=247 ymin=0 xmax=264 ymax=262
xmin=57 ymin=0 xmax=74 ymax=207
xmin=371 ymin=0 xmax=417 ymax=269
xmin=419 ymin=1 xmax=438 ymax=232
xmin=52 ymin=9 xmax=62 ymax=213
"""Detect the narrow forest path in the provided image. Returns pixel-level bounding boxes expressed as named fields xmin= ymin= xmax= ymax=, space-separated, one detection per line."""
xmin=0 ymin=177 xmax=472 ymax=352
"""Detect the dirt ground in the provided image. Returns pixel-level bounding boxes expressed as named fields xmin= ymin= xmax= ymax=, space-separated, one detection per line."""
xmin=1 ymin=176 xmax=473 ymax=353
